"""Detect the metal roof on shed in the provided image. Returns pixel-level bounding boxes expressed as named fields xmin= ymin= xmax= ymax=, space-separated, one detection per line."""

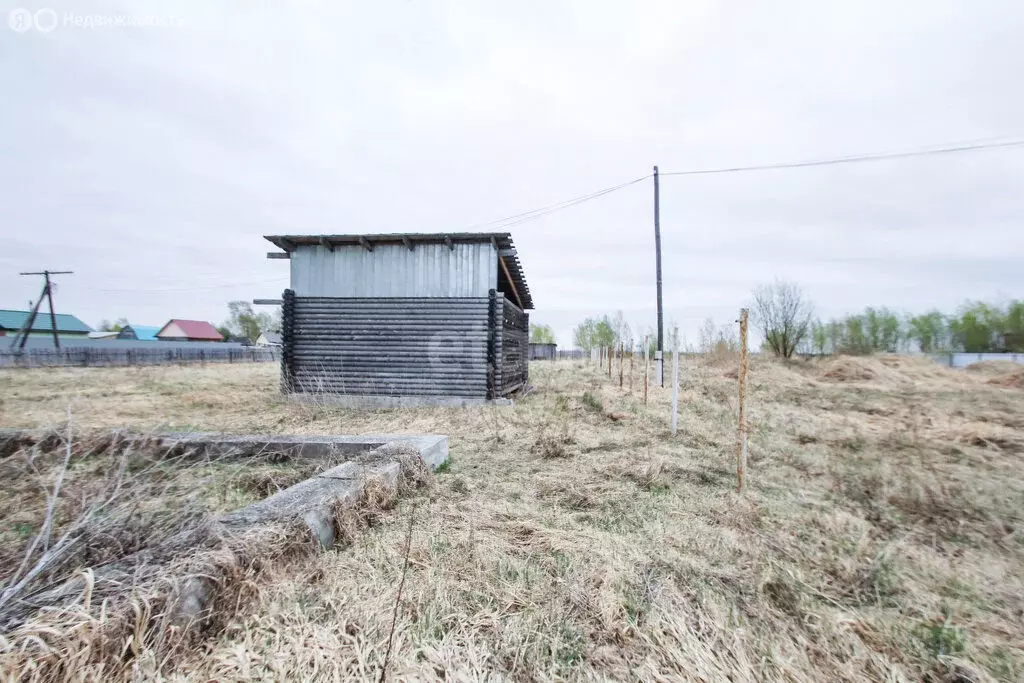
xmin=119 ymin=325 xmax=161 ymax=341
xmin=0 ymin=309 xmax=92 ymax=333
xmin=264 ymin=232 xmax=533 ymax=310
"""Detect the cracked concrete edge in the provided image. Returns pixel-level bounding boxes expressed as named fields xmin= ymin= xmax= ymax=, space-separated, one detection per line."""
xmin=288 ymin=394 xmax=513 ymax=408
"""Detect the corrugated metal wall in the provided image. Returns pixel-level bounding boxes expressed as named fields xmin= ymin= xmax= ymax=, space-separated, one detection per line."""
xmin=286 ymin=297 xmax=490 ymax=397
xmin=290 ymin=243 xmax=498 ymax=298
xmin=528 ymin=343 xmax=557 ymax=360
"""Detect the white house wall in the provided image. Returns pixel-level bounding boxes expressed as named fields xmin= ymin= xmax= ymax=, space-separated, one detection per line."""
xmin=289 ymin=242 xmax=498 ymax=298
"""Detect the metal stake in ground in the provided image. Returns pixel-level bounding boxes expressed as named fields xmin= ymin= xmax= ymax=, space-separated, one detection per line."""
xmin=737 ymin=308 xmax=749 ymax=492
xmin=670 ymin=327 xmax=679 ymax=435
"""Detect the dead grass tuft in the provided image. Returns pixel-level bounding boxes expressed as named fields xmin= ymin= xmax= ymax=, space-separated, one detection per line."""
xmin=986 ymin=367 xmax=1024 ymax=389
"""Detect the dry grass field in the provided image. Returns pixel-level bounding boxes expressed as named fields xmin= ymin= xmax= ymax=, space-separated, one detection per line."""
xmin=1 ymin=355 xmax=1022 ymax=682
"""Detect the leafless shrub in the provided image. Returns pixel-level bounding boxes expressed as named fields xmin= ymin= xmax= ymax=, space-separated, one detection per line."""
xmin=753 ymin=280 xmax=813 ymax=358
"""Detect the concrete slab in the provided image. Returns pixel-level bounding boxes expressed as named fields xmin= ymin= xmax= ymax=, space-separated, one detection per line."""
xmin=0 ymin=429 xmax=449 ymax=470
xmin=288 ymin=394 xmax=513 ymax=408
xmin=158 ymin=432 xmax=448 ymax=470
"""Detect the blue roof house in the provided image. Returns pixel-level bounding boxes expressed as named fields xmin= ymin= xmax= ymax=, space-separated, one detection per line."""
xmin=117 ymin=325 xmax=161 ymax=341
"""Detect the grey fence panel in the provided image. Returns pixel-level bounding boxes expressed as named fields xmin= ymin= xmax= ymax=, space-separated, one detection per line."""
xmin=0 ymin=347 xmax=279 ymax=368
xmin=286 ymin=296 xmax=491 ymax=399
xmin=929 ymin=352 xmax=1024 ymax=368
xmin=528 ymin=343 xmax=557 ymax=360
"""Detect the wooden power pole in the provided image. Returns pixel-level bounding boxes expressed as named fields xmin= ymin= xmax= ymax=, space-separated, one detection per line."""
xmin=653 ymin=165 xmax=664 ymax=387
xmin=13 ymin=271 xmax=73 ymax=350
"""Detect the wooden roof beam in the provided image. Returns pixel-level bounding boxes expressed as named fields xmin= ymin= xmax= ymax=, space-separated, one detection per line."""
xmin=266 ymin=252 xmax=290 ymax=259
xmin=358 ymin=236 xmax=374 ymax=252
xmin=319 ymin=236 xmax=334 ymax=252
xmin=401 ymin=236 xmax=414 ymax=251
xmin=278 ymin=237 xmax=296 ymax=251
xmin=498 ymin=255 xmax=525 ymax=311
xmin=443 ymin=235 xmax=454 ymax=250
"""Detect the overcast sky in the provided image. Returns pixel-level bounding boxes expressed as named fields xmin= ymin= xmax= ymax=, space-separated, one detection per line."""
xmin=2 ymin=0 xmax=1022 ymax=346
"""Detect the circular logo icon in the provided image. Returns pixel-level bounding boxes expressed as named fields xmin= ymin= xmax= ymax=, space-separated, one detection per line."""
xmin=8 ymin=8 xmax=33 ymax=32
xmin=33 ymin=8 xmax=58 ymax=32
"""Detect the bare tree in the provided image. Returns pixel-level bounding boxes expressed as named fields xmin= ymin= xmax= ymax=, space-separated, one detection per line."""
xmin=752 ymin=280 xmax=813 ymax=359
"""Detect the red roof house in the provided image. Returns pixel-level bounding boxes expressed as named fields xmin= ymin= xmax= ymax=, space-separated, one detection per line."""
xmin=156 ymin=319 xmax=224 ymax=342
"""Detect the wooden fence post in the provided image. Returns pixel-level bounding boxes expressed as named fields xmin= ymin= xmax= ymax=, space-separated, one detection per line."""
xmin=622 ymin=342 xmax=630 ymax=395
xmin=607 ymin=344 xmax=612 ymax=377
xmin=737 ymin=308 xmax=749 ymax=493
xmin=643 ymin=335 xmax=649 ymax=405
xmin=670 ymin=327 xmax=679 ymax=435
xmin=619 ymin=342 xmax=624 ymax=387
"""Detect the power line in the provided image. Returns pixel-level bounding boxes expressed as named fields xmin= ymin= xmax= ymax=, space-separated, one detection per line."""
xmin=460 ymin=174 xmax=650 ymax=231
xmin=453 ymin=137 xmax=1024 ymax=234
xmin=661 ymin=138 xmax=1024 ymax=176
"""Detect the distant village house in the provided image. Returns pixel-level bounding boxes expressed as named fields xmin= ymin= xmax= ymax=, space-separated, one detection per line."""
xmin=0 ymin=309 xmax=92 ymax=338
xmin=118 ymin=325 xmax=161 ymax=341
xmin=155 ymin=319 xmax=224 ymax=342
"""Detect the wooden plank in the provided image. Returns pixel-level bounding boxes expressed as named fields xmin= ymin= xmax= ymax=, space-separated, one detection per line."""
xmin=443 ymin=235 xmax=454 ymax=250
xmin=497 ymin=256 xmax=525 ymax=311
xmin=358 ymin=236 xmax=374 ymax=252
xmin=402 ymin=236 xmax=414 ymax=251
xmin=253 ymin=299 xmax=283 ymax=305
xmin=267 ymin=252 xmax=291 ymax=259
xmin=319 ymin=236 xmax=334 ymax=252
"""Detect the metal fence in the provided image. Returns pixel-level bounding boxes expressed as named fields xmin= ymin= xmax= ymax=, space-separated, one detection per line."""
xmin=930 ymin=352 xmax=1024 ymax=368
xmin=0 ymin=346 xmax=280 ymax=368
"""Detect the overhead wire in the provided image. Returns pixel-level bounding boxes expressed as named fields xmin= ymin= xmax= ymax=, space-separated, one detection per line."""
xmin=460 ymin=174 xmax=650 ymax=231
xmin=660 ymin=138 xmax=1024 ymax=176
xmin=450 ymin=137 xmax=1024 ymax=233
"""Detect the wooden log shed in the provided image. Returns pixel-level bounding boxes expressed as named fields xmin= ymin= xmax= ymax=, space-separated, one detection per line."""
xmin=264 ymin=233 xmax=533 ymax=404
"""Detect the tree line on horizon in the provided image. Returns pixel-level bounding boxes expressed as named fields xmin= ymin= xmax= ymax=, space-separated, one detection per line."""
xmin=555 ymin=283 xmax=1022 ymax=359
xmin=754 ymin=280 xmax=1023 ymax=357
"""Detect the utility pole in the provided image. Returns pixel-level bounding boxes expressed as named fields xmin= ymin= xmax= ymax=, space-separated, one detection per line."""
xmin=13 ymin=271 xmax=73 ymax=350
xmin=653 ymin=165 xmax=664 ymax=386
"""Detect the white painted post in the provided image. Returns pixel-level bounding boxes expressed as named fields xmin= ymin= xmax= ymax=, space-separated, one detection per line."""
xmin=670 ymin=327 xmax=679 ymax=435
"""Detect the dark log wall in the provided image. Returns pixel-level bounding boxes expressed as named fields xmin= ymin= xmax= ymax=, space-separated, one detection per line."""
xmin=499 ymin=293 xmax=529 ymax=395
xmin=285 ymin=296 xmax=489 ymax=397
xmin=280 ymin=291 xmax=528 ymax=399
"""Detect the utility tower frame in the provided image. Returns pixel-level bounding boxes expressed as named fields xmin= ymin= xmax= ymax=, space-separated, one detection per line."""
xmin=11 ymin=270 xmax=73 ymax=350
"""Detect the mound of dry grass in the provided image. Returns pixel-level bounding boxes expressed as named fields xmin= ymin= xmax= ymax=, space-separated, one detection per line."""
xmin=986 ymin=367 xmax=1024 ymax=389
xmin=820 ymin=357 xmax=878 ymax=382
xmin=966 ymin=360 xmax=1022 ymax=375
